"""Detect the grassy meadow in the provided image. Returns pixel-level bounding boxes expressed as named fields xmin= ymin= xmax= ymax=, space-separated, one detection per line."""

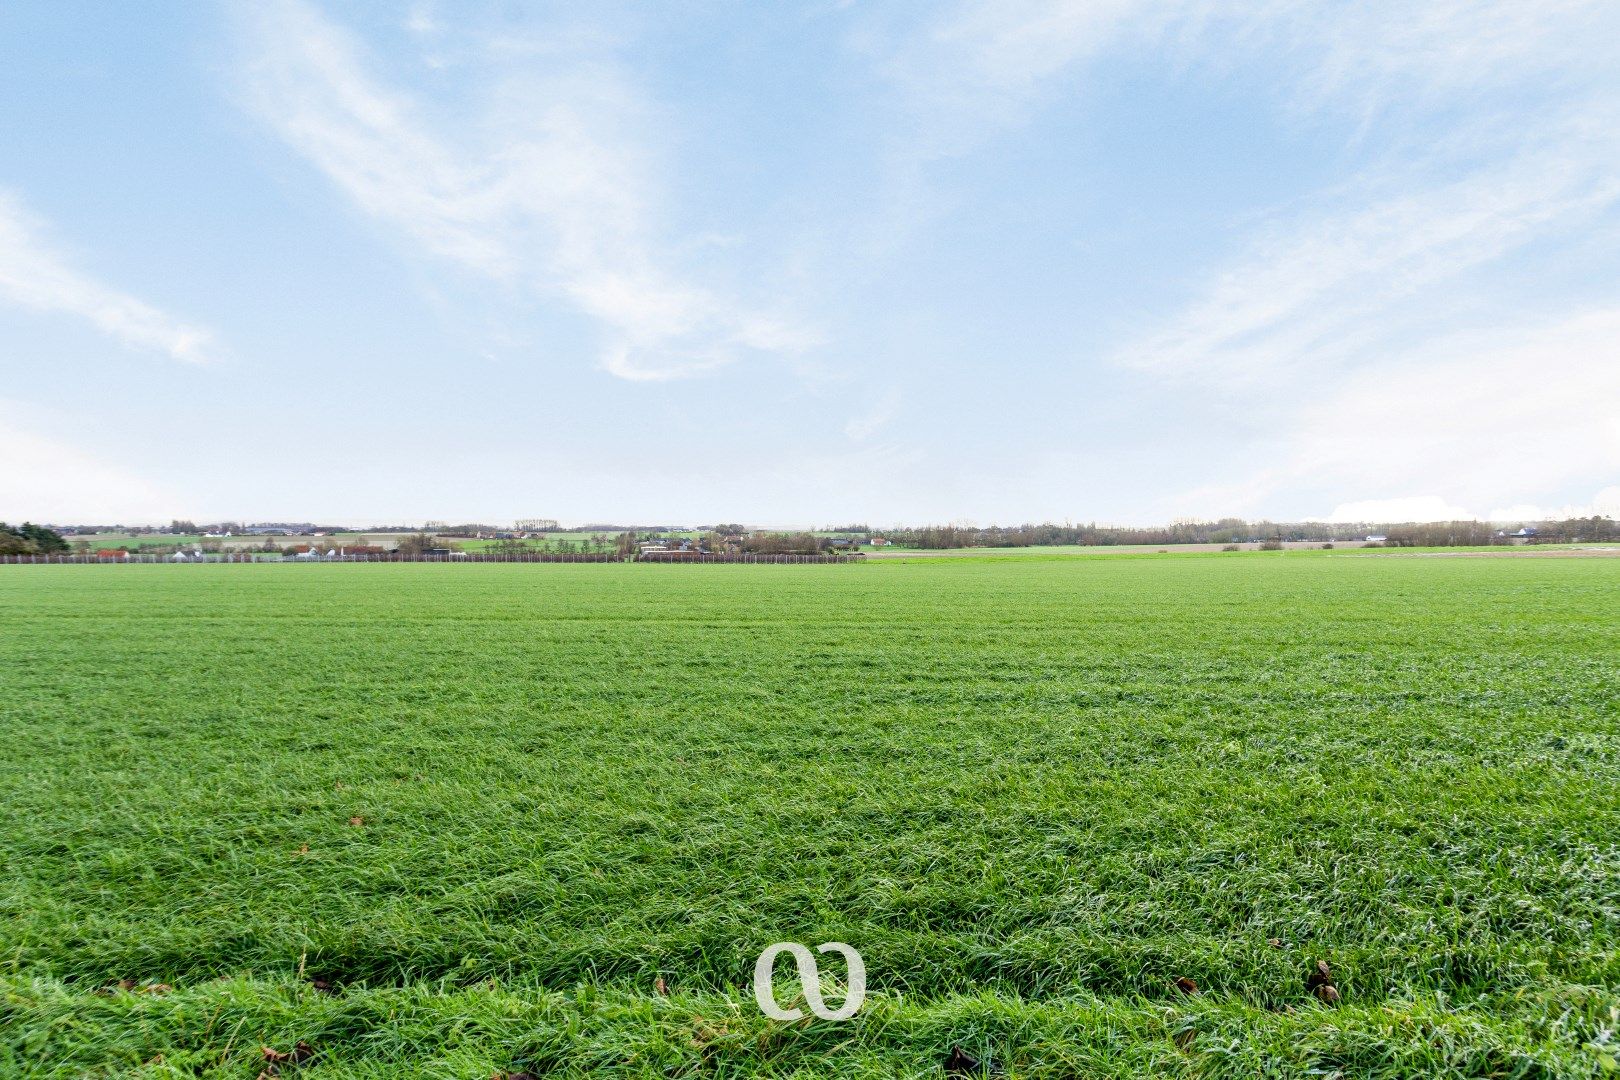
xmin=2 ymin=555 xmax=1618 ymax=1077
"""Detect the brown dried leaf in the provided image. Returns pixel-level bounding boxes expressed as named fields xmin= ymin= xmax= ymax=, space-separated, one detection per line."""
xmin=1314 ymin=983 xmax=1341 ymax=1004
xmin=1267 ymin=937 xmax=1283 ymax=948
xmin=654 ymin=976 xmax=668 ymax=995
xmin=260 ymin=1042 xmax=314 ymax=1065
xmin=348 ymin=816 xmax=365 ymax=827
xmin=1173 ymin=976 xmax=1198 ymax=995
xmin=1305 ymin=959 xmax=1333 ymax=991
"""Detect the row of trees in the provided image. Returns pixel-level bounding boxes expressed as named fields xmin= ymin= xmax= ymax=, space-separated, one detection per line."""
xmin=873 ymin=516 xmax=1620 ymax=549
xmin=733 ymin=531 xmax=833 ymax=555
xmin=1517 ymin=516 xmax=1620 ymax=543
xmin=873 ymin=520 xmax=1296 ymax=548
xmin=0 ymin=522 xmax=69 ymax=556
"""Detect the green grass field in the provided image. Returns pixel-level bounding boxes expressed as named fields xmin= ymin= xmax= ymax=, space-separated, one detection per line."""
xmin=2 ymin=557 xmax=1617 ymax=1077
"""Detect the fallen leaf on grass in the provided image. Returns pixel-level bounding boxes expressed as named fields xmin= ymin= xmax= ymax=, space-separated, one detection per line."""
xmin=1306 ymin=959 xmax=1341 ymax=1004
xmin=654 ymin=976 xmax=668 ymax=995
xmin=294 ymin=844 xmax=309 ymax=856
xmin=1173 ymin=976 xmax=1198 ymax=995
xmin=690 ymin=1016 xmax=732 ymax=1048
xmin=260 ymin=1041 xmax=314 ymax=1066
xmin=348 ymin=816 xmax=364 ymax=827
xmin=1267 ymin=937 xmax=1283 ymax=948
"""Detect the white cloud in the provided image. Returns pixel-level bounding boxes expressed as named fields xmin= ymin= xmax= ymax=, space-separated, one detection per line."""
xmin=0 ymin=403 xmax=182 ymax=523
xmin=0 ymin=191 xmax=216 ymax=364
xmin=1325 ymin=496 xmax=1475 ymax=524
xmin=1198 ymin=309 xmax=1620 ymax=521
xmin=1488 ymin=486 xmax=1620 ymax=522
xmin=241 ymin=0 xmax=808 ymax=381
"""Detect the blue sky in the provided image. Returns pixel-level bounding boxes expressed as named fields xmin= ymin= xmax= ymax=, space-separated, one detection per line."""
xmin=3 ymin=1 xmax=1618 ymax=527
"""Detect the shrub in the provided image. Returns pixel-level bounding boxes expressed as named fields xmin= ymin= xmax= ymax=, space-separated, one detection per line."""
xmin=1221 ymin=544 xmax=1240 ymax=552
xmin=1258 ymin=539 xmax=1284 ymax=551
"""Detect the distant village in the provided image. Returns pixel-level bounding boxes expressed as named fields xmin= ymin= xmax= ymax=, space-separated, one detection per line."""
xmin=4 ymin=513 xmax=1612 ymax=562
xmin=17 ymin=520 xmax=885 ymax=561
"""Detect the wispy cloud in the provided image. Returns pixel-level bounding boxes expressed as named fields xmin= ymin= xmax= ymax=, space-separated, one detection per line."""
xmin=240 ymin=0 xmax=811 ymax=380
xmin=872 ymin=1 xmax=1620 ymax=522
xmin=878 ymin=1 xmax=1619 ymax=148
xmin=1112 ymin=117 xmax=1620 ymax=381
xmin=0 ymin=191 xmax=216 ymax=364
xmin=873 ymin=0 xmax=1163 ymax=156
xmin=1259 ymin=0 xmax=1618 ymax=125
xmin=878 ymin=1 xmax=1620 ymax=386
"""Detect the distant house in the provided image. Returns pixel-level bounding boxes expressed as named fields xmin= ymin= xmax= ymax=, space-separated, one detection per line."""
xmin=96 ymin=549 xmax=128 ymax=560
xmin=868 ymin=537 xmax=892 ymax=547
xmin=826 ymin=537 xmax=855 ymax=549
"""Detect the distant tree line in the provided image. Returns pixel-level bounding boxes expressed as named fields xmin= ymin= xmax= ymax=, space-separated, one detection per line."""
xmin=734 ymin=531 xmax=831 ymax=554
xmin=0 ymin=522 xmax=69 ymax=555
xmin=1516 ymin=516 xmax=1620 ymax=543
xmin=874 ymin=516 xmax=1620 ymax=549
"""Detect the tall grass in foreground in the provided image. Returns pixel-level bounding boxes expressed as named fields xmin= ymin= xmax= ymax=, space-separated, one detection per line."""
xmin=2 ymin=557 xmax=1617 ymax=1076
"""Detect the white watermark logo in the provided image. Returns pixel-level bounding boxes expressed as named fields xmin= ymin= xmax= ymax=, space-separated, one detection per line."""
xmin=753 ymin=941 xmax=866 ymax=1021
